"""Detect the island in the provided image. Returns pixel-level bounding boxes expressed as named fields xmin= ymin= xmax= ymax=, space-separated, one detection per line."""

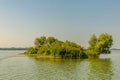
xmin=24 ymin=33 xmax=113 ymax=59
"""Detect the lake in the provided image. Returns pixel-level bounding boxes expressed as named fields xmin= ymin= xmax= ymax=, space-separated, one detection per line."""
xmin=0 ymin=50 xmax=120 ymax=80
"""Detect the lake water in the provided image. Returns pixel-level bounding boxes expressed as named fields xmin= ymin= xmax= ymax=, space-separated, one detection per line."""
xmin=0 ymin=50 xmax=120 ymax=80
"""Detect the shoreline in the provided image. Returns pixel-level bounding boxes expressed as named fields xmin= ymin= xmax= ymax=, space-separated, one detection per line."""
xmin=25 ymin=54 xmax=63 ymax=59
xmin=19 ymin=53 xmax=110 ymax=60
xmin=23 ymin=54 xmax=89 ymax=59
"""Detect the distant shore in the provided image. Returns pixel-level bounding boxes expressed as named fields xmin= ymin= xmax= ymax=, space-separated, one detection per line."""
xmin=0 ymin=48 xmax=28 ymax=50
xmin=111 ymin=48 xmax=120 ymax=50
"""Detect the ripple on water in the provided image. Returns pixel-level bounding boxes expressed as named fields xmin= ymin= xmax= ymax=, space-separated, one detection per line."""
xmin=0 ymin=50 xmax=120 ymax=80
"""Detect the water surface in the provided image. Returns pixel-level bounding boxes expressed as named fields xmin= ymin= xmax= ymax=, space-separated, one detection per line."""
xmin=0 ymin=50 xmax=120 ymax=80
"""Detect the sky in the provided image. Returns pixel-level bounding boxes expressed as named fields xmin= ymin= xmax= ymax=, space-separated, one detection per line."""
xmin=0 ymin=0 xmax=120 ymax=48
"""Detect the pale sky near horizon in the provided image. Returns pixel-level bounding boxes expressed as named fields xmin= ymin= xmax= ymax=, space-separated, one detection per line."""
xmin=0 ymin=0 xmax=120 ymax=48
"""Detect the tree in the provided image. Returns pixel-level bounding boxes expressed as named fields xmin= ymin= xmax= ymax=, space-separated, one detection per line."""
xmin=86 ymin=34 xmax=98 ymax=57
xmin=46 ymin=37 xmax=57 ymax=46
xmin=34 ymin=36 xmax=46 ymax=48
xmin=25 ymin=33 xmax=113 ymax=59
xmin=86 ymin=33 xmax=113 ymax=58
xmin=25 ymin=47 xmax=38 ymax=54
xmin=88 ymin=34 xmax=97 ymax=50
xmin=95 ymin=33 xmax=113 ymax=54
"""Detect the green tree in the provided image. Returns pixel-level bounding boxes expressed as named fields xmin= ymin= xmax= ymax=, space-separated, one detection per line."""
xmin=86 ymin=33 xmax=113 ymax=58
xmin=34 ymin=36 xmax=46 ymax=48
xmin=46 ymin=37 xmax=57 ymax=46
xmin=25 ymin=34 xmax=113 ymax=59
xmin=95 ymin=33 xmax=113 ymax=54
xmin=88 ymin=34 xmax=97 ymax=50
xmin=25 ymin=47 xmax=38 ymax=54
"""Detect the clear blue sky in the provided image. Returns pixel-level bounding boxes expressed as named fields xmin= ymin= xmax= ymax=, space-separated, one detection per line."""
xmin=0 ymin=0 xmax=120 ymax=48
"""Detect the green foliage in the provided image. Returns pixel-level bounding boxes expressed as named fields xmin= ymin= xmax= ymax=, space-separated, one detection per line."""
xmin=25 ymin=47 xmax=38 ymax=54
xmin=25 ymin=33 xmax=113 ymax=59
xmin=85 ymin=49 xmax=98 ymax=57
xmin=88 ymin=34 xmax=97 ymax=50
xmin=34 ymin=36 xmax=46 ymax=48
xmin=95 ymin=33 xmax=113 ymax=54
xmin=46 ymin=37 xmax=58 ymax=46
xmin=87 ymin=33 xmax=113 ymax=57
xmin=25 ymin=36 xmax=86 ymax=58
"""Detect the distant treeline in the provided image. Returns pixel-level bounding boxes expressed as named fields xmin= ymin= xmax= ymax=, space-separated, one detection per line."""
xmin=111 ymin=48 xmax=120 ymax=50
xmin=0 ymin=48 xmax=28 ymax=50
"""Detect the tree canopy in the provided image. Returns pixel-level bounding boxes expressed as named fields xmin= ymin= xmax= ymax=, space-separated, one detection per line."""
xmin=95 ymin=33 xmax=113 ymax=54
xmin=86 ymin=33 xmax=113 ymax=58
xmin=88 ymin=34 xmax=97 ymax=50
xmin=25 ymin=33 xmax=113 ymax=59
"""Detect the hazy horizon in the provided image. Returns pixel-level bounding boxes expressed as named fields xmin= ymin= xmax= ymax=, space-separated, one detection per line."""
xmin=0 ymin=0 xmax=120 ymax=48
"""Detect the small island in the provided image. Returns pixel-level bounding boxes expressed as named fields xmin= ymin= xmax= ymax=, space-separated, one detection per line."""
xmin=24 ymin=33 xmax=113 ymax=59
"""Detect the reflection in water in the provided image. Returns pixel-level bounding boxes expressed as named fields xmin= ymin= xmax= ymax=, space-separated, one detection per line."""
xmin=32 ymin=58 xmax=83 ymax=80
xmin=30 ymin=58 xmax=114 ymax=80
xmin=88 ymin=58 xmax=113 ymax=80
xmin=1 ymin=50 xmax=120 ymax=80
